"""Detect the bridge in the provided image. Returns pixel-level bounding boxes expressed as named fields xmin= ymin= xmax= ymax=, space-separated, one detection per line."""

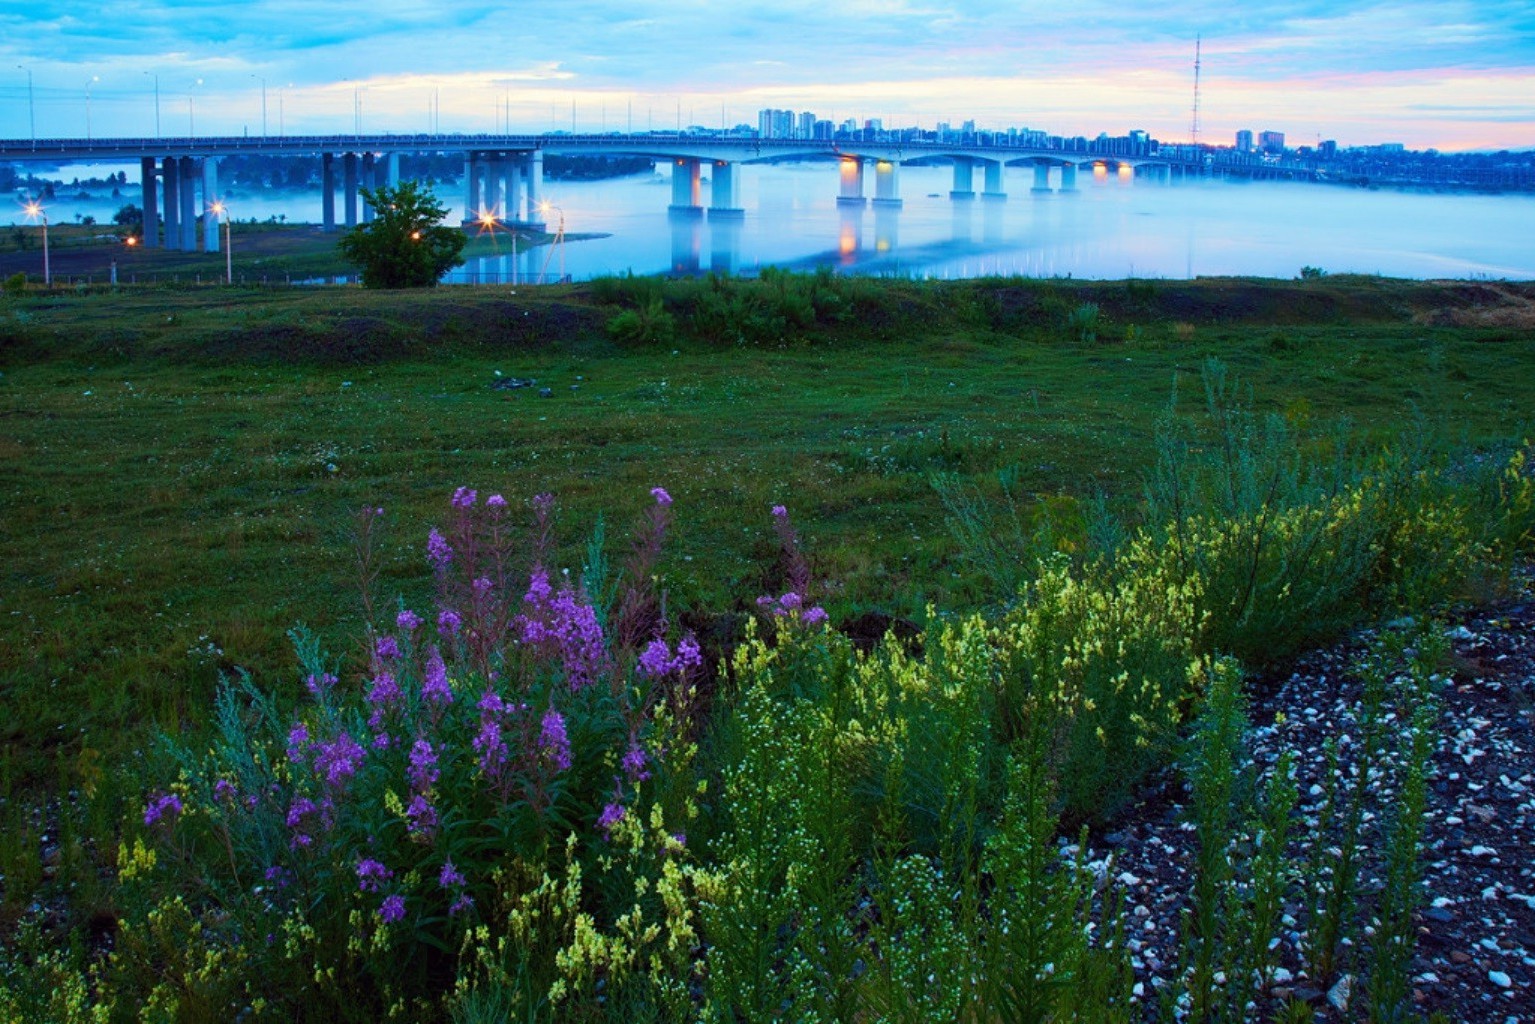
xmin=1 ymin=132 xmax=1180 ymax=253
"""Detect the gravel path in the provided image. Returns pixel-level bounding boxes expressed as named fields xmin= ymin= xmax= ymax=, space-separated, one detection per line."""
xmin=1091 ymin=595 xmax=1535 ymax=1022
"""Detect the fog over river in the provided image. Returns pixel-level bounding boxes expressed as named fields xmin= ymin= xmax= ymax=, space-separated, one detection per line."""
xmin=16 ymin=160 xmax=1535 ymax=282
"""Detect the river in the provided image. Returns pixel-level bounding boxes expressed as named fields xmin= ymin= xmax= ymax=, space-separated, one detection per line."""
xmin=11 ymin=160 xmax=1535 ymax=281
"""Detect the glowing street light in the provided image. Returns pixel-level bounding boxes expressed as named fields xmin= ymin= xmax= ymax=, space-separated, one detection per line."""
xmin=537 ymin=201 xmax=565 ymax=283
xmin=23 ymin=200 xmax=50 ymax=286
xmin=210 ymin=200 xmax=232 ymax=283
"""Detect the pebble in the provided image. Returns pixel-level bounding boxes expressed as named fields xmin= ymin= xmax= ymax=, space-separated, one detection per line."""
xmin=1488 ymin=970 xmax=1512 ymax=988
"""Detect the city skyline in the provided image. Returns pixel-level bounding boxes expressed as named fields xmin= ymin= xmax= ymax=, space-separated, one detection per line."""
xmin=1 ymin=1 xmax=1532 ymax=152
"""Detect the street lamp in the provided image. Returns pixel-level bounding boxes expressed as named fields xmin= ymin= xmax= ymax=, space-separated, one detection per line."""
xmin=537 ymin=201 xmax=565 ymax=283
xmin=23 ymin=200 xmax=50 ymax=286
xmin=188 ymin=78 xmax=202 ymax=137
xmin=144 ymin=71 xmax=160 ymax=138
xmin=86 ymin=75 xmax=99 ymax=142
xmin=251 ymin=75 xmax=267 ymax=135
xmin=16 ymin=66 xmax=34 ymax=148
xmin=210 ymin=200 xmax=232 ymax=283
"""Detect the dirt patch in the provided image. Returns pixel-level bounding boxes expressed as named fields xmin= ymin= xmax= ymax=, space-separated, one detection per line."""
xmin=1412 ymin=282 xmax=1535 ymax=330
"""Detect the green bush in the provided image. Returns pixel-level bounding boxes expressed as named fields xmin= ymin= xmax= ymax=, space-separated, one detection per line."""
xmin=606 ymin=297 xmax=676 ymax=347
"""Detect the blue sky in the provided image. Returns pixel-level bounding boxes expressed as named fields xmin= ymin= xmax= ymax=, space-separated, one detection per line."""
xmin=2 ymin=1 xmax=1532 ymax=150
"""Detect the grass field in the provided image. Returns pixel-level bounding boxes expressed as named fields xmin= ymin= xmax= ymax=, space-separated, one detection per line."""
xmin=3 ymin=272 xmax=1532 ymax=791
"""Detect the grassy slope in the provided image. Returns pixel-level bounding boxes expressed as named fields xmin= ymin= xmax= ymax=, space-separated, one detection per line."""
xmin=1 ymin=276 xmax=1532 ymax=787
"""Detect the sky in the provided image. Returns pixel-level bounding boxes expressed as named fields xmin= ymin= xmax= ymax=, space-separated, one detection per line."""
xmin=1 ymin=1 xmax=1532 ymax=152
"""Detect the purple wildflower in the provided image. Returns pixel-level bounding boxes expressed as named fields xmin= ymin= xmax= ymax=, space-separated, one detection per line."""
xmin=421 ymin=647 xmax=452 ymax=704
xmin=405 ymin=794 xmax=439 ymax=836
xmin=638 ymin=639 xmax=673 ymax=678
xmin=539 ymin=709 xmax=572 ymax=773
xmin=621 ymin=743 xmax=651 ymax=783
xmin=596 ymin=802 xmax=627 ymax=838
xmin=472 ymin=576 xmax=493 ymax=595
xmin=263 ymin=865 xmax=291 ymax=889
xmin=379 ymin=894 xmax=406 ymax=924
xmin=213 ymin=778 xmax=237 ymax=803
xmin=439 ymin=860 xmax=466 ymax=889
xmin=375 ymin=635 xmax=401 ymax=660
xmin=651 ymin=487 xmax=672 ymax=507
xmin=476 ymin=687 xmax=507 ymax=716
xmin=315 ymin=731 xmax=366 ymax=786
xmin=408 ymin=739 xmax=440 ymax=791
xmin=803 ymin=606 xmax=829 ymax=626
xmin=286 ymin=796 xmax=320 ymax=848
xmin=437 ymin=608 xmax=462 ymax=637
xmin=304 ymin=672 xmax=338 ymax=698
xmin=771 ymin=504 xmax=788 ymax=519
xmin=486 ymin=494 xmax=507 ymax=508
xmin=356 ymin=857 xmax=393 ymax=893
xmin=778 ymin=591 xmax=803 ymax=611
xmin=449 ymin=894 xmax=475 ymax=916
xmin=532 ymin=492 xmax=555 ymax=515
xmin=473 ymin=718 xmax=509 ymax=778
xmin=396 ymin=608 xmax=423 ymax=633
xmin=675 ymin=635 xmax=703 ymax=670
xmin=519 ymin=577 xmax=606 ymax=690
xmin=286 ymin=723 xmax=311 ymax=762
xmin=366 ymin=671 xmax=400 ymax=709
xmin=427 ymin=528 xmax=453 ymax=570
xmin=523 ymin=569 xmax=552 ymax=606
xmin=451 ymin=486 xmax=477 ymax=508
xmin=143 ymin=792 xmax=182 ymax=827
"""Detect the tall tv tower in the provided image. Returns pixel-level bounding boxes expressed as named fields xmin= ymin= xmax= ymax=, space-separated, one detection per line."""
xmin=1190 ymin=34 xmax=1202 ymax=145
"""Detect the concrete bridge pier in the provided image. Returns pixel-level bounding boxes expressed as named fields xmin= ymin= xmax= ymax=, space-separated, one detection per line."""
xmin=178 ymin=157 xmax=197 ymax=250
xmin=140 ymin=157 xmax=159 ymax=247
xmin=1060 ymin=163 xmax=1079 ymax=193
xmin=343 ymin=153 xmax=360 ymax=228
xmin=161 ymin=157 xmax=180 ymax=250
xmin=1032 ymin=163 xmax=1053 ymax=193
xmin=506 ymin=160 xmax=525 ymax=223
xmin=837 ymin=156 xmax=866 ymax=207
xmin=484 ymin=153 xmax=503 ymax=221
xmin=950 ymin=159 xmax=975 ymax=200
xmin=872 ymin=160 xmax=902 ymax=207
xmin=670 ymin=158 xmax=703 ymax=216
xmin=523 ymin=152 xmax=543 ymax=228
xmin=981 ymin=160 xmax=1006 ymax=201
xmin=708 ymin=160 xmax=744 ymax=219
xmin=383 ymin=152 xmax=399 ymax=188
xmin=322 ymin=153 xmax=337 ymax=232
xmin=202 ymin=157 xmax=220 ymax=252
xmin=361 ymin=153 xmax=376 ymax=223
xmin=464 ymin=153 xmax=482 ymax=221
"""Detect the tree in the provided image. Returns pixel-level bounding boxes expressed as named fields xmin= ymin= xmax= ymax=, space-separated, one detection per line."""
xmin=336 ymin=180 xmax=467 ymax=289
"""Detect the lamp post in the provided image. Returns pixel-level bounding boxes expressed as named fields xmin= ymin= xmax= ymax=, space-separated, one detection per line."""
xmin=86 ymin=75 xmax=99 ymax=142
xmin=537 ymin=201 xmax=565 ymax=283
xmin=251 ymin=75 xmax=267 ymax=135
xmin=16 ymin=66 xmax=34 ymax=148
xmin=23 ymin=200 xmax=50 ymax=286
xmin=210 ymin=201 xmax=232 ymax=283
xmin=188 ymin=78 xmax=202 ymax=137
xmin=144 ymin=71 xmax=160 ymax=138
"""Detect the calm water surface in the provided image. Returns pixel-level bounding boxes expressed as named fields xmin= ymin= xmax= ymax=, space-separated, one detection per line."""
xmin=15 ymin=160 xmax=1535 ymax=281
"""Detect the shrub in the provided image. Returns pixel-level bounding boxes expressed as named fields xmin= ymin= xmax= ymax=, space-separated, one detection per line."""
xmin=1 ymin=272 xmax=25 ymax=297
xmin=336 ymin=181 xmax=467 ymax=289
xmin=606 ymin=297 xmax=676 ymax=347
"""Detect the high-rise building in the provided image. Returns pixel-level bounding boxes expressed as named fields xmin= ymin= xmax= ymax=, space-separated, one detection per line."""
xmin=1235 ymin=129 xmax=1253 ymax=153
xmin=1258 ymin=130 xmax=1285 ymax=154
xmin=798 ymin=111 xmax=815 ymax=140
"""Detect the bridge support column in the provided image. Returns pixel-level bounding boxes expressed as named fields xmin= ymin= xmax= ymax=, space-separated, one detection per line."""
xmin=485 ymin=153 xmax=502 ymax=221
xmin=669 ymin=158 xmax=703 ymax=216
xmin=321 ymin=153 xmax=336 ymax=232
xmin=463 ymin=153 xmax=483 ymax=221
xmin=982 ymin=161 xmax=1006 ymax=200
xmin=361 ymin=153 xmax=376 ymax=223
xmin=202 ymin=157 xmax=220 ymax=253
xmin=1032 ymin=164 xmax=1053 ymax=193
xmin=837 ymin=156 xmax=866 ymax=207
xmin=140 ymin=157 xmax=159 ymax=248
xmin=872 ymin=160 xmax=902 ymax=207
xmin=343 ymin=153 xmax=359 ymax=228
xmin=178 ymin=157 xmax=197 ymax=250
xmin=506 ymin=160 xmax=525 ymax=223
xmin=524 ymin=152 xmax=543 ymax=228
xmin=385 ymin=152 xmax=400 ymax=187
xmin=950 ymin=159 xmax=975 ymax=200
xmin=161 ymin=158 xmax=180 ymax=250
xmin=707 ymin=160 xmax=743 ymax=219
xmin=1060 ymin=164 xmax=1078 ymax=192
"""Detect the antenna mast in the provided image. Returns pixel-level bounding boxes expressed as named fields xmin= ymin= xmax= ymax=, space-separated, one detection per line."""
xmin=1190 ymin=34 xmax=1202 ymax=145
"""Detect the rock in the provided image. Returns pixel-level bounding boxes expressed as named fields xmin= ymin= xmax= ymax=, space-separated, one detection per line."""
xmin=1489 ymin=970 xmax=1512 ymax=988
xmin=1327 ymin=975 xmax=1353 ymax=1012
xmin=1452 ymin=951 xmax=1473 ymax=964
xmin=538 ymin=387 xmax=553 ymax=398
xmin=1423 ymin=906 xmax=1456 ymax=923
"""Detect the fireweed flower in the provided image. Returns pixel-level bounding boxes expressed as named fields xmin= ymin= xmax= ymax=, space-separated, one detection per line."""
xmin=519 ymin=576 xmax=607 ymax=689
xmin=803 ymin=606 xmax=829 ymax=626
xmin=374 ymin=635 xmax=400 ymax=660
xmin=485 ymin=494 xmax=507 ymax=508
xmin=621 ymin=743 xmax=651 ymax=783
xmin=651 ymin=486 xmax=672 ymax=507
xmin=538 ymin=709 xmax=572 ymax=773
xmin=638 ymin=639 xmax=672 ymax=678
xmin=407 ymin=739 xmax=439 ymax=791
xmin=473 ymin=717 xmax=509 ymax=779
xmin=286 ymin=796 xmax=322 ymax=848
xmin=421 ymin=647 xmax=452 ymax=705
xmin=356 ymin=857 xmax=393 ymax=893
xmin=596 ymin=802 xmax=627 ymax=838
xmin=405 ymin=794 xmax=438 ymax=836
xmin=451 ymin=486 xmax=477 ymax=509
xmin=426 ymin=528 xmax=453 ymax=571
xmin=213 ymin=778 xmax=237 ymax=803
xmin=379 ymin=894 xmax=406 ymax=924
xmin=304 ymin=672 xmax=338 ymax=698
xmin=439 ymin=860 xmax=466 ymax=889
xmin=315 ymin=732 xmax=366 ymax=787
xmin=143 ymin=792 xmax=182 ymax=827
xmin=437 ymin=608 xmax=462 ymax=638
xmin=286 ymin=723 xmax=311 ymax=763
xmin=396 ymin=608 xmax=423 ymax=633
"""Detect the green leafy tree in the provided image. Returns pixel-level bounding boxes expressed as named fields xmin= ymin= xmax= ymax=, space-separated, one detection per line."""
xmin=336 ymin=180 xmax=466 ymax=288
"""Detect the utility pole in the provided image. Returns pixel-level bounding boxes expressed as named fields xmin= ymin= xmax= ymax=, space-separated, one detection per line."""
xmin=1190 ymin=34 xmax=1202 ymax=145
